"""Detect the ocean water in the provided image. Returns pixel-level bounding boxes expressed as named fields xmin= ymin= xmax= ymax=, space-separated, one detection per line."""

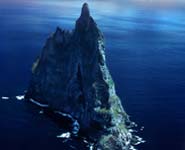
xmin=0 ymin=0 xmax=185 ymax=150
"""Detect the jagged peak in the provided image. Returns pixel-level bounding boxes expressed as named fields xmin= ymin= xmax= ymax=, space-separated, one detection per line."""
xmin=80 ymin=3 xmax=90 ymax=19
xmin=75 ymin=3 xmax=97 ymax=33
xmin=53 ymin=27 xmax=72 ymax=44
xmin=54 ymin=27 xmax=62 ymax=36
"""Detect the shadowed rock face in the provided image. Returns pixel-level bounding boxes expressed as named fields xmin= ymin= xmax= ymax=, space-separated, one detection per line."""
xmin=26 ymin=3 xmax=138 ymax=150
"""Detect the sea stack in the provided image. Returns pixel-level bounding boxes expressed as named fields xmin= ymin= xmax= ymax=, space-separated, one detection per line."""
xmin=26 ymin=3 xmax=137 ymax=150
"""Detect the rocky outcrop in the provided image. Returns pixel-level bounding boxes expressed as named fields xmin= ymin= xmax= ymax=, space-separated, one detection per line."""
xmin=26 ymin=3 xmax=139 ymax=150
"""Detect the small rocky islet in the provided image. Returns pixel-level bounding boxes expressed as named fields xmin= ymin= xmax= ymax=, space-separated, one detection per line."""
xmin=26 ymin=3 xmax=141 ymax=150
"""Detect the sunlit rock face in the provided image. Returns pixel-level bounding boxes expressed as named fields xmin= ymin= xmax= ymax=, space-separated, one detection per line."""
xmin=26 ymin=3 xmax=136 ymax=150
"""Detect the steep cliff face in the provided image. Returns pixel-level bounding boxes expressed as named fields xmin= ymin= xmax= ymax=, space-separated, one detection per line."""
xmin=26 ymin=3 xmax=138 ymax=150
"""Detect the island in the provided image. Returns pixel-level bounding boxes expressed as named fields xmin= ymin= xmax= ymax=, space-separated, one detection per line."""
xmin=25 ymin=3 xmax=139 ymax=150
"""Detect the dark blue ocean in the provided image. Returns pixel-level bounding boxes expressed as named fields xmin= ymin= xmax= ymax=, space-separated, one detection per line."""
xmin=0 ymin=0 xmax=185 ymax=150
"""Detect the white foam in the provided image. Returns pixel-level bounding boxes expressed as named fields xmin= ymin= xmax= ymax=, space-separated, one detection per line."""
xmin=57 ymin=132 xmax=71 ymax=138
xmin=39 ymin=110 xmax=44 ymax=114
xmin=54 ymin=111 xmax=73 ymax=119
xmin=1 ymin=96 xmax=10 ymax=100
xmin=83 ymin=139 xmax=88 ymax=143
xmin=29 ymin=99 xmax=49 ymax=108
xmin=130 ymin=146 xmax=137 ymax=150
xmin=15 ymin=95 xmax=25 ymax=100
xmin=140 ymin=126 xmax=144 ymax=131
xmin=89 ymin=144 xmax=94 ymax=150
xmin=54 ymin=111 xmax=80 ymax=135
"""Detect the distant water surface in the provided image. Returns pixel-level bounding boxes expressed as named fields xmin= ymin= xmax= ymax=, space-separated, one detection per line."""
xmin=0 ymin=1 xmax=185 ymax=150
